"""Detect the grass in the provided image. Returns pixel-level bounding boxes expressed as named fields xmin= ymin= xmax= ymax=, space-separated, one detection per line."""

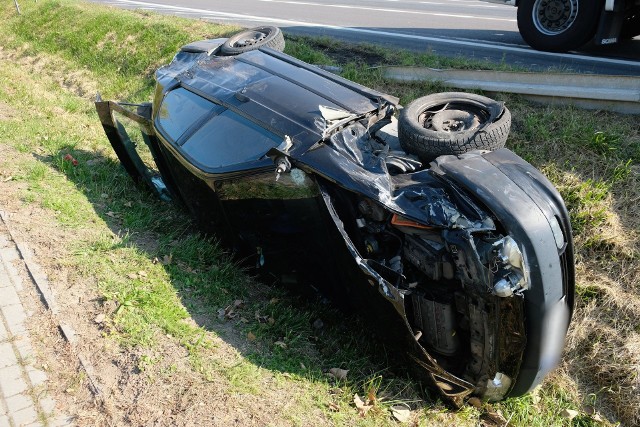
xmin=1 ymin=0 xmax=639 ymax=426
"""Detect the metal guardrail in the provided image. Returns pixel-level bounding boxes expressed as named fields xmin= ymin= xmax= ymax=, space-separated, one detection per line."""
xmin=382 ymin=67 xmax=640 ymax=114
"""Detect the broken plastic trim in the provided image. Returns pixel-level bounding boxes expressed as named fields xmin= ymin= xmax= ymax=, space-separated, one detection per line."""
xmin=390 ymin=214 xmax=434 ymax=230
xmin=95 ymin=100 xmax=171 ymax=202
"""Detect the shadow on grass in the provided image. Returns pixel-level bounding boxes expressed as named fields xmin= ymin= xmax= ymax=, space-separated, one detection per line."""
xmin=42 ymin=146 xmax=431 ymax=408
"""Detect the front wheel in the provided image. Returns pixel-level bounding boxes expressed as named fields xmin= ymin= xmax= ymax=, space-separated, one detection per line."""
xmin=517 ymin=0 xmax=602 ymax=52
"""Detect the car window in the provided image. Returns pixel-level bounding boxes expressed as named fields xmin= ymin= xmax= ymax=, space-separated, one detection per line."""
xmin=156 ymin=87 xmax=217 ymax=143
xmin=181 ymin=110 xmax=281 ymax=170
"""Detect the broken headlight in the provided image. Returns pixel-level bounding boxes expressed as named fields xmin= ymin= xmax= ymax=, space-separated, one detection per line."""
xmin=492 ymin=236 xmax=529 ymax=298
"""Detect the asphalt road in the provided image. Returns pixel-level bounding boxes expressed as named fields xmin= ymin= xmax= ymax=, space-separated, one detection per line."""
xmin=94 ymin=0 xmax=640 ymax=75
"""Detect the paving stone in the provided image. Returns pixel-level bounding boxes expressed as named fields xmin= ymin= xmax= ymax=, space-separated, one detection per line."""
xmin=0 ymin=286 xmax=21 ymax=307
xmin=26 ymin=366 xmax=47 ymax=388
xmin=39 ymin=397 xmax=56 ymax=415
xmin=0 ymin=265 xmax=10 ymax=289
xmin=51 ymin=415 xmax=75 ymax=427
xmin=1 ymin=224 xmax=66 ymax=425
xmin=11 ymin=405 xmax=38 ymax=426
xmin=4 ymin=393 xmax=32 ymax=413
xmin=0 ymin=319 xmax=8 ymax=342
xmin=0 ymin=342 xmax=17 ymax=368
xmin=0 ymin=364 xmax=28 ymax=397
xmin=0 ymin=251 xmax=23 ymax=291
xmin=0 ymin=303 xmax=27 ymax=336
xmin=14 ymin=338 xmax=34 ymax=364
xmin=0 ymin=248 xmax=18 ymax=263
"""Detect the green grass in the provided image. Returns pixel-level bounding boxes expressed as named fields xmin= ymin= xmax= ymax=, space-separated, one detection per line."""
xmin=285 ymin=34 xmax=523 ymax=72
xmin=1 ymin=1 xmax=639 ymax=426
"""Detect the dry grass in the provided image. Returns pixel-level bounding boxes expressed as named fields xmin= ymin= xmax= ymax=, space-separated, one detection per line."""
xmin=506 ymin=103 xmax=640 ymax=426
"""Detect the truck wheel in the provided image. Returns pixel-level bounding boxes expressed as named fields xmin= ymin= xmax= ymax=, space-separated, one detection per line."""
xmin=398 ymin=92 xmax=511 ymax=162
xmin=220 ymin=26 xmax=285 ymax=55
xmin=517 ymin=0 xmax=602 ymax=52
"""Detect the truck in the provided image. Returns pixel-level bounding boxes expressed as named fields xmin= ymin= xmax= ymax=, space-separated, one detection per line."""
xmin=482 ymin=0 xmax=640 ymax=52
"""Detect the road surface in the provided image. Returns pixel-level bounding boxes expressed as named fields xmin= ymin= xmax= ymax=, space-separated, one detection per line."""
xmin=93 ymin=0 xmax=640 ymax=75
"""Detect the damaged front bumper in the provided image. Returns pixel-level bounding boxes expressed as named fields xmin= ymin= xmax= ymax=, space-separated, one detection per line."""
xmin=313 ymin=147 xmax=574 ymax=405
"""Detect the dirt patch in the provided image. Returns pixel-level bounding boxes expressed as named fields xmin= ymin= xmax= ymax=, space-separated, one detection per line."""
xmin=0 ymin=45 xmax=98 ymax=99
xmin=288 ymin=35 xmax=389 ymax=66
xmin=0 ymin=101 xmax=18 ymax=120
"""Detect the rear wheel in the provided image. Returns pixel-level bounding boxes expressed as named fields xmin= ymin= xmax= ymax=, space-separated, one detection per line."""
xmin=220 ymin=26 xmax=285 ymax=55
xmin=517 ymin=0 xmax=602 ymax=52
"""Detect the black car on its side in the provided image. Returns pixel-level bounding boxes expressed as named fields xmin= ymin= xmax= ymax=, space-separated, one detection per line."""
xmin=96 ymin=26 xmax=574 ymax=406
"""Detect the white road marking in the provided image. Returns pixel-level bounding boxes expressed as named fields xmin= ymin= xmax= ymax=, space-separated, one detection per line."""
xmin=109 ymin=0 xmax=640 ymax=69
xmin=255 ymin=0 xmax=512 ymax=20
xmin=339 ymin=0 xmax=501 ymax=5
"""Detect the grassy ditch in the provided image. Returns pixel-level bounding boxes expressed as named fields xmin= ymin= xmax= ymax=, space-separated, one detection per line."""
xmin=0 ymin=0 xmax=638 ymax=426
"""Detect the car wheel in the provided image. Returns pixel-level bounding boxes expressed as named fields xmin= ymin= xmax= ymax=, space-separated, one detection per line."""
xmin=398 ymin=92 xmax=511 ymax=162
xmin=517 ymin=0 xmax=602 ymax=52
xmin=220 ymin=26 xmax=285 ymax=55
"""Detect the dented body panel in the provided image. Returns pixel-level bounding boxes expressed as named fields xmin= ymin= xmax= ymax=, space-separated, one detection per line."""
xmin=95 ymin=40 xmax=574 ymax=405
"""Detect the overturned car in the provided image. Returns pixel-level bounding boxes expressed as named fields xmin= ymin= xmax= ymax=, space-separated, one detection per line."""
xmin=96 ymin=26 xmax=574 ymax=405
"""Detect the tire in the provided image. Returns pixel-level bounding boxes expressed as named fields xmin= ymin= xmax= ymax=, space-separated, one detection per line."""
xmin=517 ymin=0 xmax=602 ymax=52
xmin=220 ymin=26 xmax=285 ymax=56
xmin=398 ymin=92 xmax=511 ymax=162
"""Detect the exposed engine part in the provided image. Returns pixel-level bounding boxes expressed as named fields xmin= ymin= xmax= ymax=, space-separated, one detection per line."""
xmin=363 ymin=235 xmax=380 ymax=255
xmin=412 ymin=294 xmax=460 ymax=356
xmin=356 ymin=217 xmax=367 ymax=228
xmin=365 ymin=221 xmax=387 ymax=234
xmin=358 ymin=198 xmax=387 ymax=222
xmin=388 ymin=255 xmax=402 ymax=274
xmin=466 ymin=296 xmax=492 ymax=378
xmin=404 ymin=234 xmax=454 ymax=281
xmin=256 ymin=246 xmax=264 ymax=268
xmin=491 ymin=236 xmax=529 ymax=297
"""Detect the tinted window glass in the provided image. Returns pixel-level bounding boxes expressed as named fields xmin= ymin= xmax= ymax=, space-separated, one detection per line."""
xmin=182 ymin=110 xmax=280 ymax=170
xmin=156 ymin=88 xmax=216 ymax=143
